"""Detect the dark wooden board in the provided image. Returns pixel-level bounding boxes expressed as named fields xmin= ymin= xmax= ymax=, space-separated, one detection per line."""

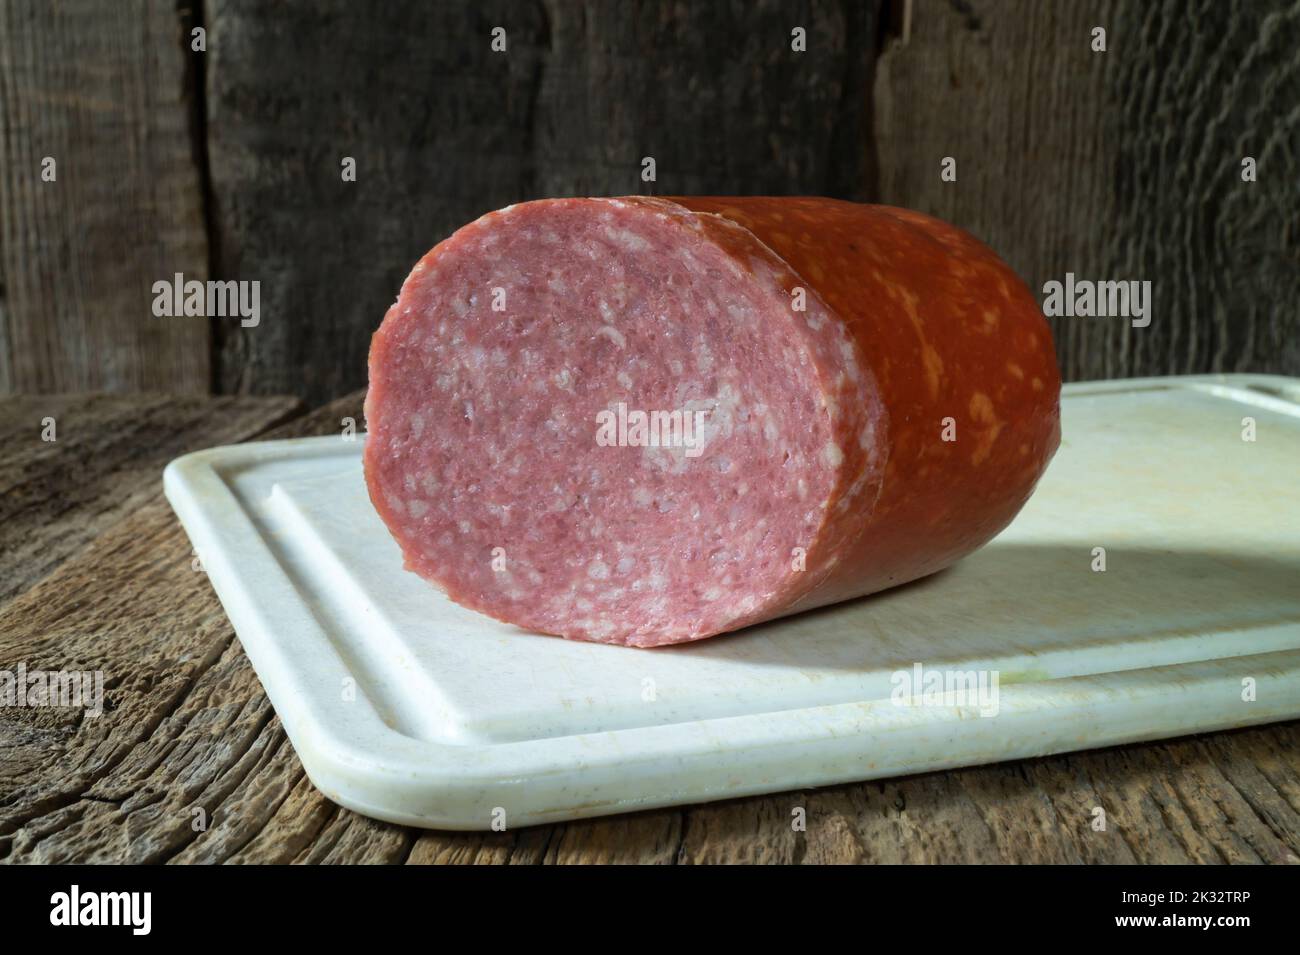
xmin=1100 ymin=0 xmax=1300 ymax=380
xmin=0 ymin=0 xmax=211 ymax=392
xmin=532 ymin=0 xmax=875 ymax=198
xmin=204 ymin=0 xmax=877 ymax=406
xmin=873 ymin=0 xmax=1300 ymax=382
xmin=2 ymin=392 xmax=1297 ymax=864
xmin=205 ymin=0 xmax=549 ymax=404
xmin=3 ymin=1 xmax=1296 ymax=397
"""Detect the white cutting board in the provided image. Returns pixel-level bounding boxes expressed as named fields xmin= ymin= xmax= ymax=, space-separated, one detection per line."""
xmin=164 ymin=375 xmax=1300 ymax=830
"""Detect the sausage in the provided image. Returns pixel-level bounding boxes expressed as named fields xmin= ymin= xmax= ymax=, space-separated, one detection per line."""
xmin=363 ymin=197 xmax=1061 ymax=647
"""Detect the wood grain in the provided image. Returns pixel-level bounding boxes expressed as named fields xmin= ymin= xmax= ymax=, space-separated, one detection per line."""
xmin=0 ymin=0 xmax=212 ymax=393
xmin=533 ymin=0 xmax=875 ymax=198
xmin=2 ymin=391 xmax=1297 ymax=864
xmin=0 ymin=393 xmax=299 ymax=606
xmin=873 ymin=0 xmax=1300 ymax=382
xmin=1102 ymin=0 xmax=1300 ymax=380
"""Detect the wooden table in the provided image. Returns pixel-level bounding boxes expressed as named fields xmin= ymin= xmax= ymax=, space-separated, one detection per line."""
xmin=2 ymin=392 xmax=1298 ymax=864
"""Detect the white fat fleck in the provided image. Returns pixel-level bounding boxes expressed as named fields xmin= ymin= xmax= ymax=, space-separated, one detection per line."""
xmin=797 ymin=478 xmax=808 ymax=498
xmin=451 ymin=298 xmax=469 ymax=318
xmin=838 ymin=339 xmax=861 ymax=380
xmin=859 ymin=421 xmax=876 ymax=449
xmin=596 ymin=325 xmax=627 ymax=348
xmin=763 ymin=418 xmax=779 ymax=443
xmin=408 ymin=499 xmax=429 ymax=518
xmin=821 ymin=442 xmax=844 ymax=468
xmin=805 ymin=312 xmax=826 ymax=331
xmin=841 ymin=470 xmax=871 ymax=509
xmin=703 ymin=587 xmax=723 ymax=602
xmin=588 ymin=560 xmax=610 ymax=580
xmin=457 ymin=520 xmax=471 ymax=534
xmin=726 ymin=302 xmax=754 ymax=326
xmin=669 ymin=359 xmax=684 ymax=375
xmin=616 ymin=370 xmax=633 ymax=390
xmin=632 ymin=487 xmax=654 ymax=507
xmin=554 ymin=368 xmax=574 ymax=390
xmin=616 ymin=556 xmax=635 ymax=574
xmin=419 ymin=472 xmax=439 ymax=496
xmin=409 ymin=412 xmax=425 ymax=439
xmin=694 ymin=344 xmax=714 ymax=373
xmin=603 ymin=225 xmax=651 ymax=252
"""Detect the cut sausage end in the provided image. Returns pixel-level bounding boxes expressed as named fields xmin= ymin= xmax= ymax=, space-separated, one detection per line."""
xmin=365 ymin=198 xmax=879 ymax=646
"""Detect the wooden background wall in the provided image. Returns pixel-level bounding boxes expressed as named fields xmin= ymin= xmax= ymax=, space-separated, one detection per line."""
xmin=1 ymin=0 xmax=1296 ymax=406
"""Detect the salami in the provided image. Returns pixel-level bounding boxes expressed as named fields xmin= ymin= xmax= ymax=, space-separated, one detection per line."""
xmin=364 ymin=197 xmax=1061 ymax=647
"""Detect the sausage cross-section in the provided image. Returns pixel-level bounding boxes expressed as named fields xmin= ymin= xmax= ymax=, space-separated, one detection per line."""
xmin=364 ymin=197 xmax=1061 ymax=647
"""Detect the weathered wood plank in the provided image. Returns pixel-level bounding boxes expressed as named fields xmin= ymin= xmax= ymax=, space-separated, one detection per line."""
xmin=0 ymin=393 xmax=363 ymax=863
xmin=1101 ymin=0 xmax=1300 ymax=380
xmin=0 ymin=0 xmax=211 ymax=393
xmin=873 ymin=0 xmax=1300 ymax=382
xmin=205 ymin=0 xmax=877 ymax=406
xmin=533 ymin=0 xmax=875 ymax=198
xmin=0 ymin=393 xmax=300 ymax=606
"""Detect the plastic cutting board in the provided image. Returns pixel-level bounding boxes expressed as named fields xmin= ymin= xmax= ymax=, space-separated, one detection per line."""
xmin=163 ymin=374 xmax=1300 ymax=830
